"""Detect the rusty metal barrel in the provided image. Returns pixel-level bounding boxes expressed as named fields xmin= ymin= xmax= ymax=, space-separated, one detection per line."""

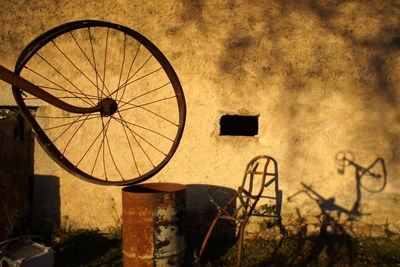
xmin=122 ymin=183 xmax=186 ymax=266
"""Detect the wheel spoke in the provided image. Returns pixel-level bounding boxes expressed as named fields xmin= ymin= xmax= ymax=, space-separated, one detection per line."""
xmin=116 ymin=33 xmax=127 ymax=101
xmin=43 ymin=115 xmax=101 ymax=131
xmin=101 ymin=27 xmax=111 ymax=97
xmin=33 ymin=84 xmax=98 ymax=99
xmin=116 ymin=111 xmax=155 ymax=167
xmin=35 ymin=53 xmax=96 ymax=105
xmin=104 ymin=117 xmax=125 ymax=180
xmin=110 ymin=54 xmax=153 ymax=98
xmin=36 ymin=114 xmax=95 ymax=119
xmin=51 ymin=39 xmax=109 ymax=99
xmin=87 ymin=27 xmax=100 ymax=100
xmin=23 ymin=96 xmax=98 ymax=101
xmin=76 ymin=117 xmax=111 ymax=167
xmin=51 ymin=114 xmax=85 ymax=143
xmin=118 ymin=82 xmax=170 ymax=109
xmin=62 ymin=113 xmax=91 ymax=154
xmin=117 ymin=113 xmax=141 ymax=176
xmin=91 ymin=136 xmax=103 ymax=176
xmin=122 ymin=104 xmax=178 ymax=127
xmin=69 ymin=31 xmax=110 ymax=100
xmin=101 ymin=117 xmax=108 ymax=180
xmin=36 ymin=85 xmax=97 ymax=99
xmin=116 ymin=113 xmax=167 ymax=156
xmin=91 ymin=119 xmax=106 ymax=175
xmin=119 ymin=96 xmax=177 ymax=111
xmin=113 ymin=67 xmax=163 ymax=104
xmin=116 ymin=43 xmax=141 ymax=102
xmin=23 ymin=66 xmax=94 ymax=106
xmin=123 ymin=66 xmax=162 ymax=89
xmin=112 ymin=116 xmax=174 ymax=142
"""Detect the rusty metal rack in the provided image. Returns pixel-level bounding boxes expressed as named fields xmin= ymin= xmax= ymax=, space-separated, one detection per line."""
xmin=197 ymin=155 xmax=282 ymax=266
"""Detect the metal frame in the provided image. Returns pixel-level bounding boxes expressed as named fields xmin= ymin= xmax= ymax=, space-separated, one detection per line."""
xmin=198 ymin=155 xmax=280 ymax=266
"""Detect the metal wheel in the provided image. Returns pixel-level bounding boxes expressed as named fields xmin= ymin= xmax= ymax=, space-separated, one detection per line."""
xmin=12 ymin=20 xmax=186 ymax=185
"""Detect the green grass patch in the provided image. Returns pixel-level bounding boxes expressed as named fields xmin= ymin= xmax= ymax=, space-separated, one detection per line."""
xmin=49 ymin=228 xmax=122 ymax=267
xmin=7 ymin=228 xmax=397 ymax=266
xmin=195 ymin=234 xmax=400 ymax=266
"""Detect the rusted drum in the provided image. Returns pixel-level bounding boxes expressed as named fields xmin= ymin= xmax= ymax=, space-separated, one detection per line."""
xmin=122 ymin=183 xmax=186 ymax=266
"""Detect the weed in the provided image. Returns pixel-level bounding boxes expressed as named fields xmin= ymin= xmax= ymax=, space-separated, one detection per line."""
xmin=256 ymin=204 xmax=280 ymax=232
xmin=2 ymin=223 xmax=399 ymax=266
xmin=51 ymin=228 xmax=122 ymax=267
xmin=195 ymin=234 xmax=400 ymax=267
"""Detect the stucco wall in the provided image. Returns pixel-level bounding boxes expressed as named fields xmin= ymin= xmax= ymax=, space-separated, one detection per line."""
xmin=0 ymin=0 xmax=399 ymax=236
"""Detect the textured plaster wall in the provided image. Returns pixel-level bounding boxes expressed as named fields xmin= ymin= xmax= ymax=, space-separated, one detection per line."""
xmin=0 ymin=0 xmax=399 ymax=236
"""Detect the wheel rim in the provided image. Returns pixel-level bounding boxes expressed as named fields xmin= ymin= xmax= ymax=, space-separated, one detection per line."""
xmin=13 ymin=20 xmax=186 ymax=185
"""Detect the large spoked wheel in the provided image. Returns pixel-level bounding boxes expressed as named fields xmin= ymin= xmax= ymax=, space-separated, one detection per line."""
xmin=13 ymin=20 xmax=186 ymax=185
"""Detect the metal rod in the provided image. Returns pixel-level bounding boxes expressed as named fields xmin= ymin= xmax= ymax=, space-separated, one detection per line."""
xmin=0 ymin=65 xmax=101 ymax=114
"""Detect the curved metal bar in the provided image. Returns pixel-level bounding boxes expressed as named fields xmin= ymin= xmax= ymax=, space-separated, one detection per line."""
xmin=0 ymin=64 xmax=100 ymax=114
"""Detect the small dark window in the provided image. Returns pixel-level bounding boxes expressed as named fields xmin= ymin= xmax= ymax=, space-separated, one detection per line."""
xmin=220 ymin=115 xmax=258 ymax=136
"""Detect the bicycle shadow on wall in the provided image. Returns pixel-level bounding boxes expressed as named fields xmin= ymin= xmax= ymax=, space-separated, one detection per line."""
xmin=286 ymin=151 xmax=387 ymax=264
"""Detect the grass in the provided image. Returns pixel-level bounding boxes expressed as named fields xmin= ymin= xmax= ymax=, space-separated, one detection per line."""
xmin=18 ymin=227 xmax=398 ymax=266
xmin=195 ymin=233 xmax=400 ymax=266
xmin=16 ymin=228 xmax=124 ymax=267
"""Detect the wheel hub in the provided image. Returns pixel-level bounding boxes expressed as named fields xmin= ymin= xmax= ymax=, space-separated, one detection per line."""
xmin=99 ymin=97 xmax=118 ymax=117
